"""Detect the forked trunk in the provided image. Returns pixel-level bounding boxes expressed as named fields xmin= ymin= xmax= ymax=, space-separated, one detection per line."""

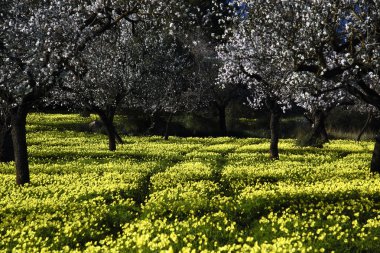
xmin=10 ymin=106 xmax=30 ymax=185
xmin=98 ymin=111 xmax=122 ymax=152
xmin=371 ymin=136 xmax=380 ymax=174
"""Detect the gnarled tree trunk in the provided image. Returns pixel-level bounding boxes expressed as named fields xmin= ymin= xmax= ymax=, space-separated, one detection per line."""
xmin=306 ymin=109 xmax=329 ymax=147
xmin=10 ymin=105 xmax=30 ymax=185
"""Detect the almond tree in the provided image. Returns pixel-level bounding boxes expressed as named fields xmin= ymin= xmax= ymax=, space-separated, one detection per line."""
xmin=188 ymin=30 xmax=248 ymax=136
xmin=54 ymin=25 xmax=139 ymax=151
xmin=279 ymin=1 xmax=380 ymax=172
xmin=217 ymin=15 xmax=291 ymax=159
xmin=288 ymin=72 xmax=354 ymax=146
xmin=174 ymin=0 xmax=239 ymax=136
xmin=236 ymin=0 xmax=380 ymax=172
xmin=0 ymin=0 xmax=193 ymax=185
xmin=133 ymin=33 xmax=198 ymax=140
xmin=1 ymin=0 xmax=97 ymax=184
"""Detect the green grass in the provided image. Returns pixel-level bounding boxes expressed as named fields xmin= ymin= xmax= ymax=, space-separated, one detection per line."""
xmin=0 ymin=113 xmax=379 ymax=252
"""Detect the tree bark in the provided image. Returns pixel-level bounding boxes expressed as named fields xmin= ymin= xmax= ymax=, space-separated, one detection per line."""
xmin=115 ymin=131 xmax=123 ymax=144
xmin=146 ymin=111 xmax=160 ymax=135
xmin=357 ymin=112 xmax=373 ymax=142
xmin=217 ymin=105 xmax=227 ymax=136
xmin=269 ymin=110 xmax=280 ymax=160
xmin=97 ymin=110 xmax=122 ymax=151
xmin=266 ymin=99 xmax=281 ymax=160
xmin=370 ymin=136 xmax=380 ymax=174
xmin=316 ymin=110 xmax=328 ymax=143
xmin=163 ymin=113 xmax=173 ymax=141
xmin=10 ymin=106 xmax=30 ymax=185
xmin=308 ymin=110 xmax=329 ymax=146
xmin=0 ymin=127 xmax=14 ymax=162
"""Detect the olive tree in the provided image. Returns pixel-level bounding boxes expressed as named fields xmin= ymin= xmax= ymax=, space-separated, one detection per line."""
xmin=133 ymin=33 xmax=198 ymax=140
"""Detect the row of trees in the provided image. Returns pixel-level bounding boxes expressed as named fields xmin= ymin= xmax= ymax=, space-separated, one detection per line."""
xmin=1 ymin=0 xmax=380 ymax=185
xmin=217 ymin=0 xmax=380 ymax=165
xmin=0 ymin=0 xmax=236 ymax=185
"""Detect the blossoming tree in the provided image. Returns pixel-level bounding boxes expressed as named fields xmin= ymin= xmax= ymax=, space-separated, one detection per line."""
xmin=0 ymin=0 xmax=196 ymax=184
xmin=223 ymin=0 xmax=380 ymax=172
xmin=217 ymin=11 xmax=291 ymax=159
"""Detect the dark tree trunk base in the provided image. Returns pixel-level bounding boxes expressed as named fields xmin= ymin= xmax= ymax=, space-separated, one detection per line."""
xmin=11 ymin=106 xmax=30 ymax=185
xmin=266 ymin=99 xmax=281 ymax=160
xmin=103 ymin=120 xmax=117 ymax=151
xmin=269 ymin=110 xmax=280 ymax=160
xmin=302 ymin=110 xmax=329 ymax=148
xmin=97 ymin=111 xmax=121 ymax=152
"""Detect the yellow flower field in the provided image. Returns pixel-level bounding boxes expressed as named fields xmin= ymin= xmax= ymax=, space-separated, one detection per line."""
xmin=0 ymin=114 xmax=379 ymax=252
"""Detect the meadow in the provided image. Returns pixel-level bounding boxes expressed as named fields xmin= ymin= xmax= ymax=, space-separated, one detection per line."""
xmin=0 ymin=114 xmax=379 ymax=252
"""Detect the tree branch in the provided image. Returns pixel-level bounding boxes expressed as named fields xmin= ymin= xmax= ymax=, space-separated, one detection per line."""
xmin=239 ymin=65 xmax=271 ymax=87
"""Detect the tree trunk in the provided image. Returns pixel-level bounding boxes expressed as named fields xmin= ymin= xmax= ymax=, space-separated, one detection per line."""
xmin=321 ymin=122 xmax=329 ymax=143
xmin=309 ymin=110 xmax=329 ymax=146
xmin=370 ymin=136 xmax=380 ymax=174
xmin=269 ymin=109 xmax=280 ymax=160
xmin=163 ymin=113 xmax=173 ymax=141
xmin=316 ymin=111 xmax=328 ymax=143
xmin=115 ymin=131 xmax=123 ymax=144
xmin=0 ymin=127 xmax=14 ymax=162
xmin=217 ymin=105 xmax=227 ymax=136
xmin=146 ymin=111 xmax=160 ymax=135
xmin=357 ymin=112 xmax=373 ymax=142
xmin=98 ymin=112 xmax=121 ymax=151
xmin=10 ymin=106 xmax=30 ymax=185
xmin=266 ymin=99 xmax=281 ymax=160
